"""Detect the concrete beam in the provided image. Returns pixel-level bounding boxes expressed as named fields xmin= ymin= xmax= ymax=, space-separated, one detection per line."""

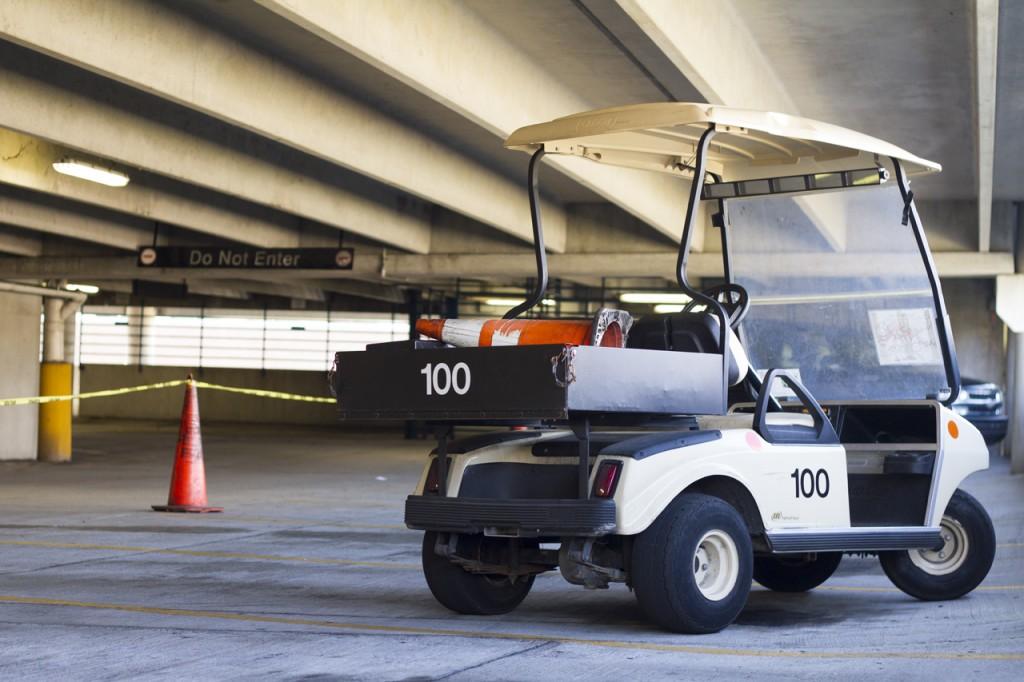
xmin=0 ymin=0 xmax=566 ymax=251
xmin=90 ymin=276 xmax=328 ymax=303
xmin=972 ymin=0 xmax=1000 ymax=252
xmin=382 ymin=251 xmax=1016 ymax=281
xmin=0 ymin=49 xmax=432 ymax=253
xmin=0 ymin=187 xmax=152 ymax=250
xmin=996 ymin=274 xmax=1024 ymax=332
xmin=0 ymin=225 xmax=43 ymax=256
xmin=184 ymin=281 xmax=252 ymax=301
xmin=607 ymin=0 xmax=797 ymax=112
xmin=85 ymin=280 xmax=133 ymax=295
xmin=596 ymin=0 xmax=843 ymax=250
xmin=0 ymin=129 xmax=310 ymax=248
xmin=315 ymin=280 xmax=405 ymax=305
xmin=199 ymin=280 xmax=326 ymax=303
xmin=256 ymin=0 xmax=691 ymax=247
xmin=2 ymin=251 xmax=1013 ymax=283
xmin=933 ymin=250 xmax=1017 ymax=277
xmin=223 ymin=274 xmax=401 ymax=303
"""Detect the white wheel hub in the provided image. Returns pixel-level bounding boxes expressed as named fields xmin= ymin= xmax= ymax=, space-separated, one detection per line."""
xmin=911 ymin=515 xmax=969 ymax=576
xmin=692 ymin=529 xmax=739 ymax=601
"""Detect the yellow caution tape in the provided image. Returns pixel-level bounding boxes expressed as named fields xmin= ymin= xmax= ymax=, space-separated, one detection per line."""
xmin=190 ymin=380 xmax=334 ymax=404
xmin=0 ymin=378 xmax=334 ymax=407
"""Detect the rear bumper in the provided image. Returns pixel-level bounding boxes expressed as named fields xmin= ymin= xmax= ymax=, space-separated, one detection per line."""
xmin=405 ymin=495 xmax=617 ymax=537
xmin=965 ymin=414 xmax=1008 ymax=445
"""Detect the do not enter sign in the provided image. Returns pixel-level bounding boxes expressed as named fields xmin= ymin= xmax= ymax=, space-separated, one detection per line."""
xmin=137 ymin=246 xmax=354 ymax=270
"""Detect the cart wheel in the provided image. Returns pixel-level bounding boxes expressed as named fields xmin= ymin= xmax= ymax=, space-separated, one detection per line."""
xmin=421 ymin=531 xmax=534 ymax=615
xmin=753 ymin=552 xmax=842 ymax=592
xmin=879 ymin=489 xmax=995 ymax=601
xmin=632 ymin=493 xmax=752 ymax=633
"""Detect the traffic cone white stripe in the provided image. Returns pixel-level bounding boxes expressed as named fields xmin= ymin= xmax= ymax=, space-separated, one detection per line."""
xmin=439 ymin=318 xmax=486 ymax=346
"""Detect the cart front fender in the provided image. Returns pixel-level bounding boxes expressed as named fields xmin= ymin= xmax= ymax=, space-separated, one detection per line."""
xmin=927 ymin=407 xmax=989 ymax=525
xmin=609 ymin=430 xmax=850 ymax=535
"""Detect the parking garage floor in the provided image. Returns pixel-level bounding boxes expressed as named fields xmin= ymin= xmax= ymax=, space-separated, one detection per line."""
xmin=1 ymin=420 xmax=1022 ymax=680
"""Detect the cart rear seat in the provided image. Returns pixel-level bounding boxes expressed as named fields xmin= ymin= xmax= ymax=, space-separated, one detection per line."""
xmin=628 ymin=312 xmax=749 ymax=385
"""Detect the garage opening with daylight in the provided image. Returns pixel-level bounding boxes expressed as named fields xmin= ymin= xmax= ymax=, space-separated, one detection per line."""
xmin=0 ymin=0 xmax=1021 ymax=679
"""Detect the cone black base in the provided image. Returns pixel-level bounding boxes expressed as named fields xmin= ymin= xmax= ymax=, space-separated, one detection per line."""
xmin=151 ymin=504 xmax=223 ymax=513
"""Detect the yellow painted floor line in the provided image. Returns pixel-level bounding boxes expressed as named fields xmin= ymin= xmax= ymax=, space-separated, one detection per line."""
xmin=0 ymin=539 xmax=418 ymax=570
xmin=3 ymin=538 xmax=1023 ymax=594
xmin=0 ymin=594 xmax=1020 ymax=661
xmin=815 ymin=584 xmax=1024 ymax=593
xmin=221 ymin=515 xmax=408 ymax=530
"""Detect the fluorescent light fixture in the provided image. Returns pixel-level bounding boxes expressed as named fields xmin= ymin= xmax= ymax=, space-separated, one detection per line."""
xmin=483 ymin=297 xmax=555 ymax=307
xmin=52 ymin=157 xmax=130 ymax=187
xmin=65 ymin=283 xmax=99 ymax=294
xmin=619 ymin=292 xmax=692 ymax=304
xmin=653 ymin=304 xmax=687 ymax=313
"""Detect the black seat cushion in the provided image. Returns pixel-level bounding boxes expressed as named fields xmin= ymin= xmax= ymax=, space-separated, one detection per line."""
xmin=627 ymin=312 xmax=745 ymax=384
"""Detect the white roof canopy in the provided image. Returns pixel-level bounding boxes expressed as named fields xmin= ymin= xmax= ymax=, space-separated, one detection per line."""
xmin=505 ymin=103 xmax=940 ymax=180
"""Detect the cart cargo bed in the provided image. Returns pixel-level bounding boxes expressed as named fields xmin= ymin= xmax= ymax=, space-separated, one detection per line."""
xmin=332 ymin=341 xmax=725 ymax=421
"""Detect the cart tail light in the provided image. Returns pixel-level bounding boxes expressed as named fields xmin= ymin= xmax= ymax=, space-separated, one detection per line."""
xmin=592 ymin=461 xmax=621 ymax=498
xmin=425 ymin=458 xmax=441 ymax=494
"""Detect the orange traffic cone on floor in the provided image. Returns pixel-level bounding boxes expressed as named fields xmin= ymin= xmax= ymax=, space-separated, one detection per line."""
xmin=416 ymin=308 xmax=632 ymax=348
xmin=152 ymin=376 xmax=222 ymax=513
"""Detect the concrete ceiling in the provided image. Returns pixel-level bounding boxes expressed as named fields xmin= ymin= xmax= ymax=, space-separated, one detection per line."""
xmin=731 ymin=0 xmax=977 ymax=199
xmin=994 ymin=0 xmax=1024 ymax=200
xmin=0 ymin=0 xmax=1017 ymax=309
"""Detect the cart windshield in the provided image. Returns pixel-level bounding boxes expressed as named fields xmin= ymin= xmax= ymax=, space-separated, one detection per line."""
xmin=727 ymin=183 xmax=950 ymax=401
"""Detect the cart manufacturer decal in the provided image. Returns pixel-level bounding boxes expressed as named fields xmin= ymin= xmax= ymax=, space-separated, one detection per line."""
xmin=420 ymin=362 xmax=471 ymax=396
xmin=791 ymin=468 xmax=830 ymax=498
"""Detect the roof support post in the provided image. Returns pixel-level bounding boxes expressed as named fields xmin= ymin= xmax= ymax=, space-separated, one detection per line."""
xmin=678 ymin=126 xmax=731 ymax=413
xmin=893 ymin=158 xmax=961 ymax=404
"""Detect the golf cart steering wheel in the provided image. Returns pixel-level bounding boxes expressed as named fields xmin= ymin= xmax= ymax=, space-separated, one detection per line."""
xmin=682 ymin=283 xmax=750 ymax=329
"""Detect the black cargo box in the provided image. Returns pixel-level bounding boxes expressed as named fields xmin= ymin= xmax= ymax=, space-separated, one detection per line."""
xmin=331 ymin=342 xmax=725 ymax=422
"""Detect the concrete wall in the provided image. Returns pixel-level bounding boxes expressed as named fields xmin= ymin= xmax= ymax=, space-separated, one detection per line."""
xmin=944 ymin=278 xmax=1006 ymax=385
xmin=0 ymin=292 xmax=41 ymax=460
xmin=78 ymin=365 xmax=337 ymax=425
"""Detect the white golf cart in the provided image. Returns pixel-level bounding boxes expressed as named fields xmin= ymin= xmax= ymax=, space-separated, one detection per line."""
xmin=330 ymin=104 xmax=995 ymax=633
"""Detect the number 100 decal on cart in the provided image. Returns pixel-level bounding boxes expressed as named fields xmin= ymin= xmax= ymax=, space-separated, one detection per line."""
xmin=791 ymin=468 xmax=830 ymax=498
xmin=420 ymin=362 xmax=471 ymax=396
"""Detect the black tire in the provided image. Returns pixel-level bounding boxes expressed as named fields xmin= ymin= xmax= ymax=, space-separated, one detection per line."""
xmin=421 ymin=531 xmax=534 ymax=615
xmin=879 ymin=489 xmax=995 ymax=601
xmin=632 ymin=493 xmax=753 ymax=634
xmin=754 ymin=552 xmax=842 ymax=592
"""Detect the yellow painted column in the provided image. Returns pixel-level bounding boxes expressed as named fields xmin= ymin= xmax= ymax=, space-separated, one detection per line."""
xmin=38 ymin=361 xmax=72 ymax=462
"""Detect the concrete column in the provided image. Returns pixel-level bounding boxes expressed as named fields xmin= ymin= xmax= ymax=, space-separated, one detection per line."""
xmin=64 ymin=308 xmax=81 ymax=417
xmin=42 ymin=297 xmax=63 ymax=362
xmin=38 ymin=297 xmax=73 ymax=462
xmin=0 ymin=291 xmax=41 ymax=460
xmin=1010 ymin=333 xmax=1024 ymax=474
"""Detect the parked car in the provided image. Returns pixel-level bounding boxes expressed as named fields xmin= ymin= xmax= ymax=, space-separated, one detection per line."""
xmin=953 ymin=377 xmax=1008 ymax=445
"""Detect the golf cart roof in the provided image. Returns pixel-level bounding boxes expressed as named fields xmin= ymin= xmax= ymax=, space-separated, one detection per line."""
xmin=505 ymin=103 xmax=940 ymax=180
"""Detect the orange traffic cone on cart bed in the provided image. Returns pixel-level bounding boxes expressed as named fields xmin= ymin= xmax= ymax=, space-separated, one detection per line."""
xmin=152 ymin=376 xmax=222 ymax=513
xmin=416 ymin=308 xmax=632 ymax=348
